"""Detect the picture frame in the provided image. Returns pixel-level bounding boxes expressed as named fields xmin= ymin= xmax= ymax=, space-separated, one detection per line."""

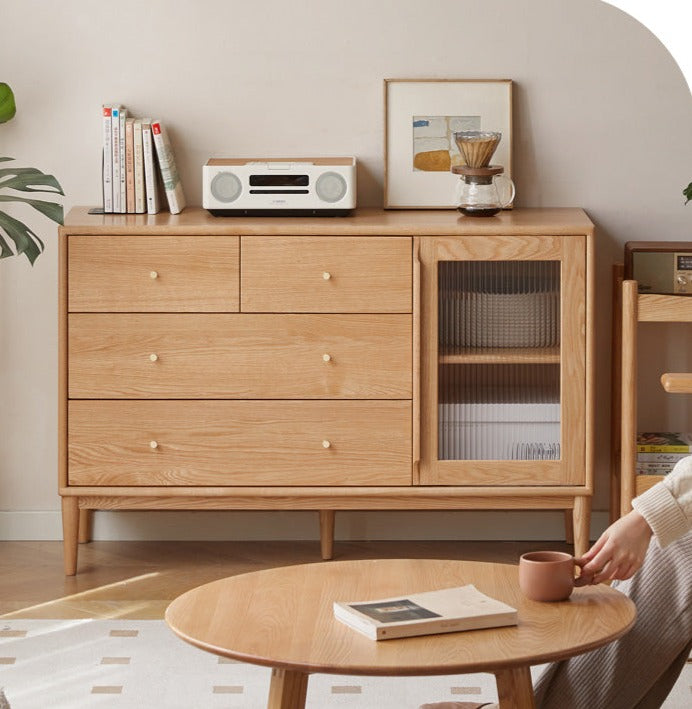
xmin=384 ymin=79 xmax=513 ymax=209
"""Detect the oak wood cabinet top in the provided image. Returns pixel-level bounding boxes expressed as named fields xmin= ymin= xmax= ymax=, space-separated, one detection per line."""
xmin=63 ymin=207 xmax=594 ymax=236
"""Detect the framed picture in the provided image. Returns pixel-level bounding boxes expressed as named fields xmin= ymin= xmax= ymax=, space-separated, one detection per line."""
xmin=384 ymin=79 xmax=513 ymax=209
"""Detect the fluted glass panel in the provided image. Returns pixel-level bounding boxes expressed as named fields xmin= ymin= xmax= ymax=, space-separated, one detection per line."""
xmin=438 ymin=261 xmax=561 ymax=461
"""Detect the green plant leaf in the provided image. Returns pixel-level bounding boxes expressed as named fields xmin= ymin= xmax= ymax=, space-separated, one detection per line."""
xmin=0 ymin=169 xmax=64 ymax=195
xmin=0 ymin=195 xmax=64 ymax=225
xmin=0 ymin=232 xmax=14 ymax=258
xmin=0 ymin=83 xmax=17 ymax=123
xmin=0 ymin=210 xmax=44 ymax=264
xmin=684 ymin=182 xmax=692 ymax=204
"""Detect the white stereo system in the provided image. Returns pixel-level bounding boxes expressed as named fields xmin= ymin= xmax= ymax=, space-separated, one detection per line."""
xmin=203 ymin=157 xmax=356 ymax=216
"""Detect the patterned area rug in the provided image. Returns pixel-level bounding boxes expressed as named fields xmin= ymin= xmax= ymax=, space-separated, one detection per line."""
xmin=0 ymin=619 xmax=690 ymax=708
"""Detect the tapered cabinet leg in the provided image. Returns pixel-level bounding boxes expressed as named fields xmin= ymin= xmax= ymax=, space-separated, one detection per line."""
xmin=61 ymin=496 xmax=79 ymax=576
xmin=267 ymin=667 xmax=308 ymax=709
xmin=495 ymin=665 xmax=535 ymax=708
xmin=563 ymin=509 xmax=574 ymax=545
xmin=572 ymin=496 xmax=591 ymax=558
xmin=78 ymin=509 xmax=92 ymax=543
xmin=319 ymin=510 xmax=335 ymax=560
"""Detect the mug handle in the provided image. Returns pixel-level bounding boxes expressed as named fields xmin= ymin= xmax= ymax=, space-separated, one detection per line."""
xmin=573 ymin=557 xmax=591 ymax=587
xmin=498 ymin=174 xmax=516 ymax=208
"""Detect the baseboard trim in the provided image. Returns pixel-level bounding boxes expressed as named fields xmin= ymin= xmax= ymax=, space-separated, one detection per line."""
xmin=0 ymin=509 xmax=610 ymax=542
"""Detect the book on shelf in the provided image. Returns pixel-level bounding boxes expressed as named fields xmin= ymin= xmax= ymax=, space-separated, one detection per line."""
xmin=636 ymin=461 xmax=680 ymax=475
xmin=636 ymin=451 xmax=691 ymax=463
xmin=151 ymin=120 xmax=186 ymax=214
xmin=101 ymin=105 xmax=113 ymax=213
xmin=108 ymin=105 xmax=128 ymax=213
xmin=141 ymin=120 xmax=160 ymax=214
xmin=118 ymin=107 xmax=127 ymax=212
xmin=133 ymin=118 xmax=146 ymax=213
xmin=636 ymin=432 xmax=692 ymax=453
xmin=125 ymin=117 xmax=135 ymax=212
xmin=100 ymin=105 xmax=183 ymax=214
xmin=110 ymin=106 xmax=122 ymax=213
xmin=333 ymin=584 xmax=517 ymax=641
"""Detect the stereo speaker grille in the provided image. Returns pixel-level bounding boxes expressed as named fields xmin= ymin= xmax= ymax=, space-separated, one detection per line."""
xmin=210 ymin=172 xmax=242 ymax=203
xmin=315 ymin=172 xmax=347 ymax=203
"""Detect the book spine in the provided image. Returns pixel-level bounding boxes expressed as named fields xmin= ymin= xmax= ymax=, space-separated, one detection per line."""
xmin=141 ymin=121 xmax=160 ymax=214
xmin=636 ymin=462 xmax=677 ymax=474
xmin=101 ymin=105 xmax=113 ymax=213
xmin=125 ymin=118 xmax=135 ymax=213
xmin=375 ymin=612 xmax=517 ymax=640
xmin=133 ymin=119 xmax=146 ymax=213
xmin=151 ymin=120 xmax=186 ymax=214
xmin=636 ymin=445 xmax=692 ymax=453
xmin=111 ymin=107 xmax=121 ymax=213
xmin=118 ymin=108 xmax=127 ymax=213
xmin=636 ymin=452 xmax=690 ymax=462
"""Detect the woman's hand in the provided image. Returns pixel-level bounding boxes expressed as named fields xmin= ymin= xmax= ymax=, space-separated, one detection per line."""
xmin=576 ymin=510 xmax=653 ymax=585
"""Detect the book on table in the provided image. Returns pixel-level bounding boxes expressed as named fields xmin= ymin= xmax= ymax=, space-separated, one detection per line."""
xmin=333 ymin=584 xmax=518 ymax=641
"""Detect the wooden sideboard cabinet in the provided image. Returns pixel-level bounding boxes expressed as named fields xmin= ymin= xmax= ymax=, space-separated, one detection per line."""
xmin=59 ymin=207 xmax=594 ymax=574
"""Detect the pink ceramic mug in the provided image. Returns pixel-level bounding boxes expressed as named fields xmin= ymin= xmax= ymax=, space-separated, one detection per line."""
xmin=519 ymin=550 xmax=586 ymax=602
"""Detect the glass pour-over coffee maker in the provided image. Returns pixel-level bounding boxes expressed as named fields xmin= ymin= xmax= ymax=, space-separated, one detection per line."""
xmin=453 ymin=131 xmax=515 ymax=217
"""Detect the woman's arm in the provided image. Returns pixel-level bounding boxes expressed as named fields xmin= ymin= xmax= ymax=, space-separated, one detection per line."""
xmin=578 ymin=455 xmax=692 ymax=584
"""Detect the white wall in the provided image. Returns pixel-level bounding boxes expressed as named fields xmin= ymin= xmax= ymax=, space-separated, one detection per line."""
xmin=1 ymin=0 xmax=691 ymax=541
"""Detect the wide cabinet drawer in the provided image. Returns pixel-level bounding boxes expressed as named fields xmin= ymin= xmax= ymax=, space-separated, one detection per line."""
xmin=68 ymin=235 xmax=240 ymax=312
xmin=241 ymin=236 xmax=412 ymax=312
xmin=68 ymin=400 xmax=412 ymax=486
xmin=68 ymin=313 xmax=412 ymax=398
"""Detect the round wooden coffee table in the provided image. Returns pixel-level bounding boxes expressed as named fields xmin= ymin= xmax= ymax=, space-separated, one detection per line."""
xmin=165 ymin=558 xmax=635 ymax=709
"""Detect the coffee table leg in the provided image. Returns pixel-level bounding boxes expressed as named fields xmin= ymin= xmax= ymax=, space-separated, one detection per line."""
xmin=267 ymin=667 xmax=309 ymax=709
xmin=495 ymin=665 xmax=535 ymax=708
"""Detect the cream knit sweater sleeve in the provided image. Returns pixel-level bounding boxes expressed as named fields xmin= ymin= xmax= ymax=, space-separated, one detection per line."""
xmin=632 ymin=455 xmax=692 ymax=547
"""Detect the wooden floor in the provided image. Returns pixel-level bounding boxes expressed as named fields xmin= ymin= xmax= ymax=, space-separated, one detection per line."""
xmin=0 ymin=539 xmax=571 ymax=620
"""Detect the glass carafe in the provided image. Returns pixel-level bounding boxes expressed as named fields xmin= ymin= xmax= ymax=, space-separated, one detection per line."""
xmin=454 ymin=165 xmax=515 ymax=217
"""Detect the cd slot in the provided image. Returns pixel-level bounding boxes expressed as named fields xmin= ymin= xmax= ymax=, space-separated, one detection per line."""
xmin=250 ymin=175 xmax=309 ymax=186
xmin=249 ymin=189 xmax=310 ymax=194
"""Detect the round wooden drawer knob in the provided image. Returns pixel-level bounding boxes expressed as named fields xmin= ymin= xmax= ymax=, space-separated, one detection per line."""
xmin=150 ymin=270 xmax=159 ymax=279
xmin=322 ymin=271 xmax=331 ymax=280
xmin=322 ymin=440 xmax=331 ymax=449
xmin=322 ymin=353 xmax=332 ymax=362
xmin=149 ymin=353 xmax=159 ymax=362
xmin=149 ymin=440 xmax=159 ymax=449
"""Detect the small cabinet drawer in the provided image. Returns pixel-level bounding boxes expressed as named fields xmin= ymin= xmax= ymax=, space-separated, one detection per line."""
xmin=68 ymin=400 xmax=412 ymax=486
xmin=68 ymin=313 xmax=412 ymax=399
xmin=241 ymin=236 xmax=411 ymax=312
xmin=68 ymin=235 xmax=239 ymax=312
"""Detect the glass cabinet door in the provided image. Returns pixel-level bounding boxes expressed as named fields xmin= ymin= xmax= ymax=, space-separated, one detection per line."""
xmin=418 ymin=235 xmax=586 ymax=486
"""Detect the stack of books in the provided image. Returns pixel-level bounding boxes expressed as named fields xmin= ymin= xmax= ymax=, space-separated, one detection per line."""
xmin=101 ymin=104 xmax=186 ymax=215
xmin=636 ymin=432 xmax=692 ymax=475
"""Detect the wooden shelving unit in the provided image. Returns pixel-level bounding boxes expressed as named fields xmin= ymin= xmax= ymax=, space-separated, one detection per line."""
xmin=613 ymin=265 xmax=692 ymax=518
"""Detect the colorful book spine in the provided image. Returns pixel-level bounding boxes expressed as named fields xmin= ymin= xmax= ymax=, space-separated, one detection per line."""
xmin=636 ymin=433 xmax=692 ymax=453
xmin=125 ymin=117 xmax=135 ymax=213
xmin=133 ymin=119 xmax=145 ymax=214
xmin=101 ymin=105 xmax=113 ymax=213
xmin=111 ymin=106 xmax=122 ymax=213
xmin=141 ymin=120 xmax=160 ymax=215
xmin=118 ymin=108 xmax=127 ymax=213
xmin=151 ymin=120 xmax=186 ymax=214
